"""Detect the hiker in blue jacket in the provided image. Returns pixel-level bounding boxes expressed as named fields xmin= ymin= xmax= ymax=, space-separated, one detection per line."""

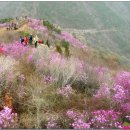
xmin=20 ymin=36 xmax=24 ymax=45
xmin=29 ymin=34 xmax=33 ymax=45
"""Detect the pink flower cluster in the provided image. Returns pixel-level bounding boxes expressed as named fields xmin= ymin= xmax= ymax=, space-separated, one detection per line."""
xmin=3 ymin=42 xmax=29 ymax=59
xmin=28 ymin=18 xmax=48 ymax=32
xmin=66 ymin=110 xmax=90 ymax=129
xmin=46 ymin=117 xmax=59 ymax=129
xmin=112 ymin=71 xmax=130 ymax=113
xmin=18 ymin=74 xmax=25 ymax=82
xmin=27 ymin=54 xmax=33 ymax=62
xmin=125 ymin=116 xmax=130 ymax=121
xmin=72 ymin=119 xmax=90 ymax=129
xmin=50 ymin=52 xmax=66 ymax=67
xmin=94 ymin=67 xmax=109 ymax=83
xmin=44 ymin=75 xmax=55 ymax=84
xmin=95 ymin=67 xmax=108 ymax=75
xmin=0 ymin=23 xmax=6 ymax=28
xmin=94 ymin=83 xmax=110 ymax=98
xmin=112 ymin=85 xmax=126 ymax=103
xmin=57 ymin=84 xmax=74 ymax=98
xmin=0 ymin=107 xmax=18 ymax=129
xmin=66 ymin=109 xmax=123 ymax=129
xmin=115 ymin=71 xmax=130 ymax=90
xmin=90 ymin=110 xmax=122 ymax=129
xmin=76 ymin=60 xmax=85 ymax=74
xmin=59 ymin=31 xmax=88 ymax=51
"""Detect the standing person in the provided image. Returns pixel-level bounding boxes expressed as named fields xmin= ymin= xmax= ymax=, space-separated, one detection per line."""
xmin=9 ymin=23 xmax=11 ymax=30
xmin=34 ymin=35 xmax=39 ymax=48
xmin=24 ymin=36 xmax=29 ymax=46
xmin=7 ymin=23 xmax=11 ymax=31
xmin=11 ymin=22 xmax=14 ymax=30
xmin=14 ymin=23 xmax=17 ymax=30
xmin=6 ymin=23 xmax=9 ymax=31
xmin=20 ymin=36 xmax=24 ymax=44
xmin=46 ymin=39 xmax=50 ymax=48
xmin=29 ymin=34 xmax=33 ymax=45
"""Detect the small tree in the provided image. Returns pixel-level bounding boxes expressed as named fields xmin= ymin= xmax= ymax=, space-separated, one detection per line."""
xmin=62 ymin=40 xmax=70 ymax=57
xmin=43 ymin=20 xmax=54 ymax=30
xmin=55 ymin=42 xmax=63 ymax=54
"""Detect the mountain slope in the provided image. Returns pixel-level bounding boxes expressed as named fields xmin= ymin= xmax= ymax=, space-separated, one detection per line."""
xmin=0 ymin=1 xmax=130 ymax=64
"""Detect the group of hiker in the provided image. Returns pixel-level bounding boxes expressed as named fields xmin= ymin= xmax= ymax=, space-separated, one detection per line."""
xmin=6 ymin=16 xmax=28 ymax=31
xmin=20 ymin=34 xmax=50 ymax=48
xmin=7 ymin=22 xmax=17 ymax=31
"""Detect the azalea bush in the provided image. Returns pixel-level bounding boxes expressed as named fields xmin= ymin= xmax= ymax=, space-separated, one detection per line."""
xmin=0 ymin=107 xmax=18 ymax=129
xmin=28 ymin=18 xmax=48 ymax=32
xmin=57 ymin=84 xmax=74 ymax=98
xmin=0 ymin=23 xmax=7 ymax=28
xmin=112 ymin=71 xmax=130 ymax=113
xmin=3 ymin=42 xmax=30 ymax=59
xmin=66 ymin=109 xmax=123 ymax=129
xmin=66 ymin=110 xmax=90 ymax=129
xmin=59 ymin=31 xmax=88 ymax=52
xmin=90 ymin=110 xmax=122 ymax=129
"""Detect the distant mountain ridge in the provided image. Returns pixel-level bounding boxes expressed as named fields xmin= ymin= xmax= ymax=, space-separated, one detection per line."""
xmin=0 ymin=2 xmax=130 ymax=29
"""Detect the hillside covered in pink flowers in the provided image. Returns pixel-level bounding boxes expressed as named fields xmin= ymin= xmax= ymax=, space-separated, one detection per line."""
xmin=0 ymin=17 xmax=130 ymax=129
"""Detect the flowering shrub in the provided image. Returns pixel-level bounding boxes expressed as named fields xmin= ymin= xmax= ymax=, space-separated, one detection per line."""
xmin=46 ymin=117 xmax=59 ymax=129
xmin=76 ymin=60 xmax=85 ymax=74
xmin=57 ymin=84 xmax=74 ymax=98
xmin=0 ymin=23 xmax=6 ymax=28
xmin=94 ymin=67 xmax=112 ymax=84
xmin=125 ymin=116 xmax=130 ymax=121
xmin=94 ymin=83 xmax=110 ymax=98
xmin=18 ymin=74 xmax=25 ymax=82
xmin=112 ymin=71 xmax=130 ymax=113
xmin=49 ymin=52 xmax=66 ymax=67
xmin=112 ymin=85 xmax=126 ymax=103
xmin=115 ymin=71 xmax=130 ymax=89
xmin=27 ymin=54 xmax=33 ymax=62
xmin=66 ymin=110 xmax=90 ymax=129
xmin=59 ymin=31 xmax=88 ymax=51
xmin=43 ymin=75 xmax=56 ymax=85
xmin=3 ymin=42 xmax=29 ymax=59
xmin=28 ymin=18 xmax=48 ymax=32
xmin=66 ymin=109 xmax=123 ymax=129
xmin=0 ymin=107 xmax=18 ymax=128
xmin=71 ymin=119 xmax=90 ymax=129
xmin=90 ymin=110 xmax=122 ymax=129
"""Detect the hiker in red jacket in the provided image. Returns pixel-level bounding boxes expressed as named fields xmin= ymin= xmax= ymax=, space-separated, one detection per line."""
xmin=24 ymin=36 xmax=29 ymax=46
xmin=0 ymin=44 xmax=4 ymax=54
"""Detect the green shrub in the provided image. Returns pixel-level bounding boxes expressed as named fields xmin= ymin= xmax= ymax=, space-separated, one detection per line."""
xmin=55 ymin=42 xmax=63 ymax=54
xmin=61 ymin=40 xmax=70 ymax=57
xmin=43 ymin=20 xmax=54 ymax=30
xmin=43 ymin=20 xmax=61 ymax=34
xmin=0 ymin=18 xmax=13 ymax=23
xmin=20 ymin=31 xmax=30 ymax=37
xmin=54 ymin=28 xmax=61 ymax=34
